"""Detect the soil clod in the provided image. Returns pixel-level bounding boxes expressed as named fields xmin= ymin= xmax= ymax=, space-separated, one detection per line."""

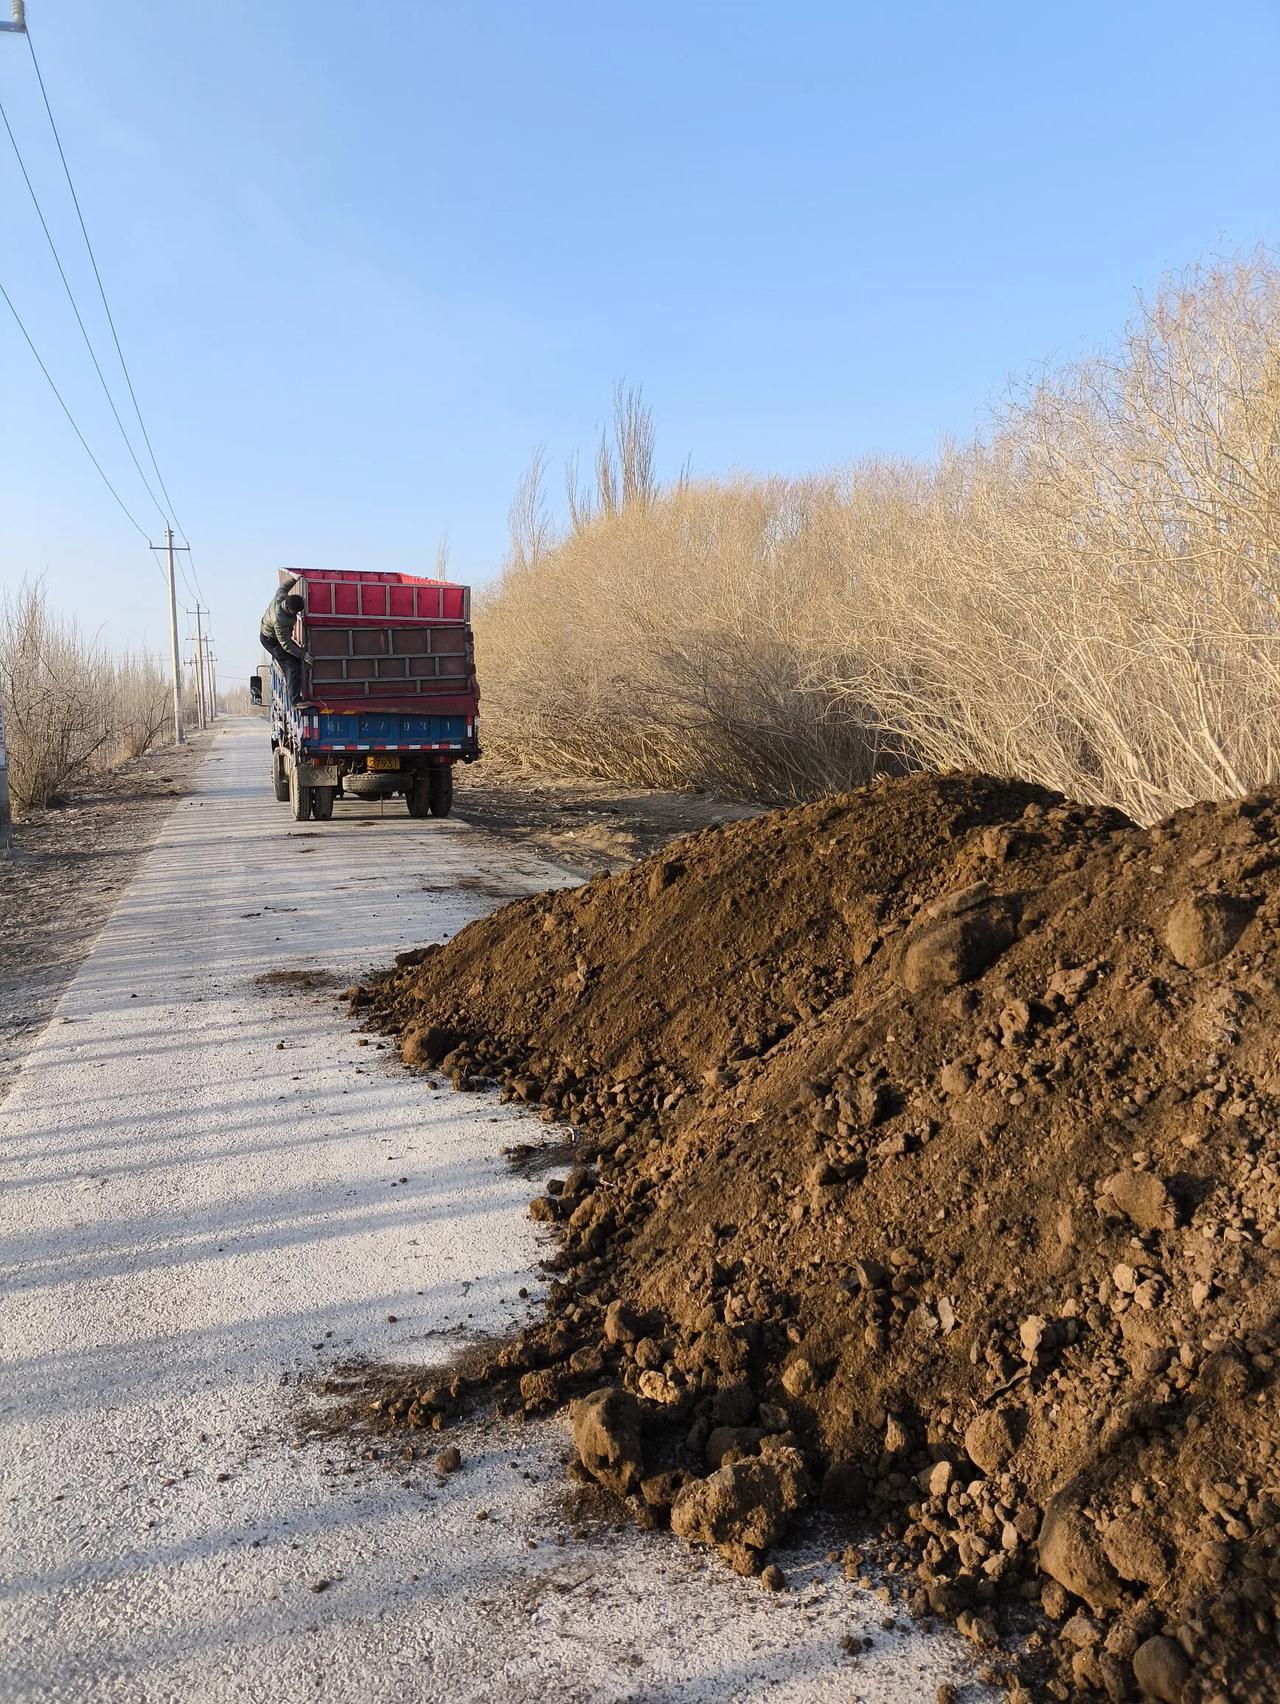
xmin=356 ymin=770 xmax=1280 ymax=1700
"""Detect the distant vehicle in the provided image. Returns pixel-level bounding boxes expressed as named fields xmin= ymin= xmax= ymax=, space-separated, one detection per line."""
xmin=249 ymin=568 xmax=480 ymax=823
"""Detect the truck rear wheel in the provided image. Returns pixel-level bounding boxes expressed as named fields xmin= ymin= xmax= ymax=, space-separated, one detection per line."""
xmin=310 ymin=786 xmax=335 ymax=821
xmin=288 ymin=764 xmax=312 ymax=823
xmin=406 ymin=777 xmax=431 ymax=818
xmin=428 ymin=767 xmax=453 ymax=817
xmin=272 ymin=747 xmax=289 ymax=802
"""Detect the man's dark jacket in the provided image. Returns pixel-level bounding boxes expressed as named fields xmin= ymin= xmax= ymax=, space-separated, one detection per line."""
xmin=259 ymin=579 xmax=305 ymax=659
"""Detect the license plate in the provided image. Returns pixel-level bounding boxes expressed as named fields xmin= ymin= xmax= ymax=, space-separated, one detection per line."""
xmin=367 ymin=754 xmax=401 ymax=771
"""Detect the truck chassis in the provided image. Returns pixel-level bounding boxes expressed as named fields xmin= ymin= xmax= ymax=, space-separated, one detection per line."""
xmin=265 ymin=663 xmax=477 ymax=823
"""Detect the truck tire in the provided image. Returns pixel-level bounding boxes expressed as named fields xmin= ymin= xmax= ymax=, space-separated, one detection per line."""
xmin=288 ymin=764 xmax=312 ymax=823
xmin=272 ymin=747 xmax=290 ymax=802
xmin=310 ymin=786 xmax=335 ymax=821
xmin=428 ymin=767 xmax=454 ymax=817
xmin=405 ymin=776 xmax=431 ymax=818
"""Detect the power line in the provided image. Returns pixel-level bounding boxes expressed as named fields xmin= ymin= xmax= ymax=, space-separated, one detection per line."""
xmin=24 ymin=19 xmax=191 ymax=546
xmin=184 ymin=544 xmax=207 ymax=606
xmin=4 ymin=18 xmax=206 ymax=617
xmin=0 ymin=87 xmax=173 ymax=530
xmin=155 ymin=541 xmax=198 ymax=604
xmin=0 ymin=272 xmax=157 ymax=547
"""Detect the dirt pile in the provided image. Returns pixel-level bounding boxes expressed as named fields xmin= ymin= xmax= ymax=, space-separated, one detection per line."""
xmin=356 ymin=771 xmax=1280 ymax=1701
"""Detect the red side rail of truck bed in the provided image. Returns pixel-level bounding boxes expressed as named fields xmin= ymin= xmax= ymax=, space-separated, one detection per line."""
xmin=291 ymin=568 xmax=469 ymax=626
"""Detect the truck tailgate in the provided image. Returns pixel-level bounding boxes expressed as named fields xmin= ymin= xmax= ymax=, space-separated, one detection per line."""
xmin=309 ymin=709 xmax=473 ymax=751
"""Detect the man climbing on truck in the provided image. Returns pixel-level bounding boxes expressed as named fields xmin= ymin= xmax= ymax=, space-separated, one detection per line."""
xmin=259 ymin=576 xmax=307 ymax=700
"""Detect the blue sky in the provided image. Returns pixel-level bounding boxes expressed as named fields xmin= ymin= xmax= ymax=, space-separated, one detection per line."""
xmin=1 ymin=0 xmax=1277 ymax=682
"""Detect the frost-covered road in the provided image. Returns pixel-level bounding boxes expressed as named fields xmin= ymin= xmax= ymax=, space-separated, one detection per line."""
xmin=0 ymin=720 xmax=991 ymax=1703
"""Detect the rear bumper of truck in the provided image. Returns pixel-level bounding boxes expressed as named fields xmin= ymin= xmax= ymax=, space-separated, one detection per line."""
xmin=311 ymin=740 xmax=478 ymax=756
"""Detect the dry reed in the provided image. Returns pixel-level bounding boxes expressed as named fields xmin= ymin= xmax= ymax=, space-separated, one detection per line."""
xmin=477 ymin=258 xmax=1280 ymax=821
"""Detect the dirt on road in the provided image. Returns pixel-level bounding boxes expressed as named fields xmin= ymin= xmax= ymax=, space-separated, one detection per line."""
xmin=0 ymin=736 xmax=209 ymax=1098
xmin=359 ymin=769 xmax=1280 ymax=1703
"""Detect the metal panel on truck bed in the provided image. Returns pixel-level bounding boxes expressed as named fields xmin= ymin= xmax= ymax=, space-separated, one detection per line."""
xmin=282 ymin=567 xmax=480 ymax=712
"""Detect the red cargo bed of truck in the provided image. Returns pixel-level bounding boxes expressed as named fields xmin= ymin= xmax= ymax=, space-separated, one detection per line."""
xmin=282 ymin=567 xmax=479 ymax=714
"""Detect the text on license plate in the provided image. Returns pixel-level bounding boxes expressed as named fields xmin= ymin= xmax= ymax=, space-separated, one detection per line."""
xmin=367 ymin=754 xmax=402 ymax=771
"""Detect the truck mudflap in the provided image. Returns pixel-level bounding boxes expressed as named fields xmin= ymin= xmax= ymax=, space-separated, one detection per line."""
xmin=295 ymin=760 xmax=340 ymax=787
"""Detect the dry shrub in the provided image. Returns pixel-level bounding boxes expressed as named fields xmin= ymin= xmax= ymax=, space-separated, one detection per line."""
xmin=0 ymin=579 xmax=173 ymax=811
xmin=478 ymin=256 xmax=1280 ymax=819
xmin=217 ymin=683 xmax=266 ymax=716
xmin=480 ymin=472 xmax=890 ymax=802
xmin=822 ymin=255 xmax=1280 ymax=822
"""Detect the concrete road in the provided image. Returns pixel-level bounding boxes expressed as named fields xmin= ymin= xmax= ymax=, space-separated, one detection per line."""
xmin=0 ymin=721 xmax=992 ymax=1703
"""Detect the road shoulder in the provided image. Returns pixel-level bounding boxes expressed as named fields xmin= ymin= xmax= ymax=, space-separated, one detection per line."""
xmin=0 ymin=732 xmax=211 ymax=1099
xmin=453 ymin=756 xmax=761 ymax=875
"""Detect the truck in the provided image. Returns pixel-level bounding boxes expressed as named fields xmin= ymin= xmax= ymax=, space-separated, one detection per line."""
xmin=250 ymin=567 xmax=480 ymax=824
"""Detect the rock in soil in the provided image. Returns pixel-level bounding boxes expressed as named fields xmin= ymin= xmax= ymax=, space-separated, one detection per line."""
xmin=1131 ymin=1634 xmax=1190 ymax=1702
xmin=669 ymin=1441 xmax=810 ymax=1557
xmin=570 ymin=1386 xmax=644 ymax=1497
xmin=361 ymin=770 xmax=1280 ymax=1701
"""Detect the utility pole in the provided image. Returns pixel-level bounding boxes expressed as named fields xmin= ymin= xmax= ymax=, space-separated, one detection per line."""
xmin=192 ymin=604 xmax=208 ymax=732
xmin=199 ymin=621 xmax=213 ymax=725
xmin=0 ymin=4 xmax=27 ymax=36
xmin=200 ymin=628 xmax=215 ymax=722
xmin=161 ymin=528 xmax=187 ymax=746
